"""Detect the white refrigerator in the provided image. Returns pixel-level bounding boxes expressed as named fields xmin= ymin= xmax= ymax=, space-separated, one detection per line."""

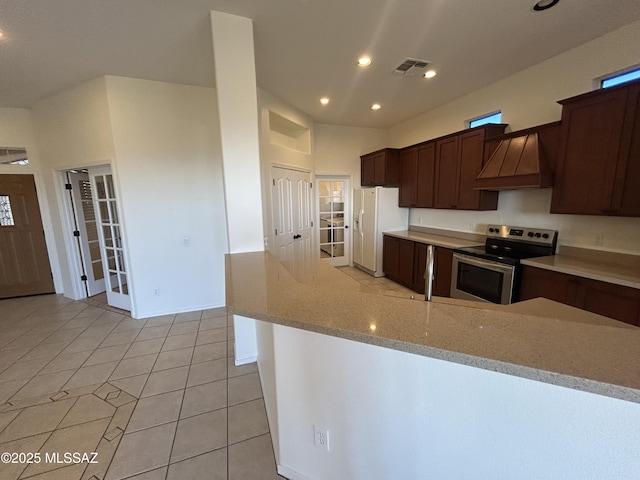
xmin=353 ymin=187 xmax=409 ymax=277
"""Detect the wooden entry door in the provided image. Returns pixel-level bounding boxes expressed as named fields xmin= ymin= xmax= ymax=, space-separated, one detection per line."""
xmin=0 ymin=174 xmax=55 ymax=298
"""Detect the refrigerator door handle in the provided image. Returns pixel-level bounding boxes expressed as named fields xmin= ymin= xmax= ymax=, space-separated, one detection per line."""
xmin=424 ymin=244 xmax=435 ymax=302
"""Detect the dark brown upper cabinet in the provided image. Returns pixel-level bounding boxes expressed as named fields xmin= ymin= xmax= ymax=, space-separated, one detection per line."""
xmin=433 ymin=124 xmax=507 ymax=210
xmin=361 ymin=148 xmax=400 ymax=187
xmin=399 ymin=142 xmax=436 ymax=208
xmin=551 ymin=78 xmax=640 ymax=216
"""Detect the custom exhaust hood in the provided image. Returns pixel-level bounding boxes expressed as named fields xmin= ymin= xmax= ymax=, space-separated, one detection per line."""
xmin=475 ymin=122 xmax=560 ymax=190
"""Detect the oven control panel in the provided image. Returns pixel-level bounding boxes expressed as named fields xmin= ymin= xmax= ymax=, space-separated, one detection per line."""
xmin=485 ymin=225 xmax=557 ymax=245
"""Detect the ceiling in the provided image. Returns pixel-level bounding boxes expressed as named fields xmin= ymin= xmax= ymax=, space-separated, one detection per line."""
xmin=1 ymin=0 xmax=639 ymax=129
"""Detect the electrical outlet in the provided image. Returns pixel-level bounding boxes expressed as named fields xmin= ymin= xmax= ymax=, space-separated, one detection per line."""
xmin=153 ymin=288 xmax=160 ymax=296
xmin=313 ymin=425 xmax=329 ymax=451
xmin=182 ymin=236 xmax=190 ymax=247
xmin=595 ymin=234 xmax=604 ymax=246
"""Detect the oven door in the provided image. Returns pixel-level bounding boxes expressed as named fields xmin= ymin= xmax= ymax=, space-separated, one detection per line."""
xmin=450 ymin=253 xmax=515 ymax=304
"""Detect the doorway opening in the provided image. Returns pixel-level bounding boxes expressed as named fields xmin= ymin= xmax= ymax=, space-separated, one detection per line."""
xmin=316 ymin=176 xmax=351 ymax=267
xmin=61 ymin=165 xmax=131 ymax=311
xmin=66 ymin=169 xmax=105 ymax=298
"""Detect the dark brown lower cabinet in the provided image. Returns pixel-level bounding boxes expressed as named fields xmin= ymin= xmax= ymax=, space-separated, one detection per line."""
xmin=520 ymin=265 xmax=640 ymax=327
xmin=433 ymin=247 xmax=453 ymax=297
xmin=383 ymin=235 xmax=452 ymax=296
xmin=382 ymin=236 xmax=414 ymax=287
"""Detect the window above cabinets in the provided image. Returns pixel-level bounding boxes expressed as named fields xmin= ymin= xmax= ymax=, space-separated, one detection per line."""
xmin=599 ymin=66 xmax=640 ymax=89
xmin=466 ymin=111 xmax=502 ymax=129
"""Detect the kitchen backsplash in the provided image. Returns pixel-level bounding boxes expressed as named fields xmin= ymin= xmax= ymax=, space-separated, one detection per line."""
xmin=408 ymin=189 xmax=640 ymax=256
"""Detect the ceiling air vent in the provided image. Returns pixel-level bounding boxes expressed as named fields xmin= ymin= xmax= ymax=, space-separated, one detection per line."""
xmin=392 ymin=57 xmax=430 ymax=76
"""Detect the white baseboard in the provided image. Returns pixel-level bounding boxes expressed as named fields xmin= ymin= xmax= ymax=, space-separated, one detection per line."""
xmin=234 ymin=355 xmax=257 ymax=366
xmin=132 ymin=303 xmax=227 ymax=320
xmin=277 ymin=464 xmax=311 ymax=480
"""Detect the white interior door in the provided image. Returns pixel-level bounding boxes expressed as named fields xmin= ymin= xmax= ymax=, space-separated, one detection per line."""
xmin=318 ymin=177 xmax=350 ymax=267
xmin=67 ymin=170 xmax=106 ymax=297
xmin=271 ymin=166 xmax=313 ymax=261
xmin=89 ymin=167 xmax=131 ymax=311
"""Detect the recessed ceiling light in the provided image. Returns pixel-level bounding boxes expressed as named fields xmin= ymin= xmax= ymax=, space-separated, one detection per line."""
xmin=320 ymin=97 xmax=330 ymax=105
xmin=357 ymin=56 xmax=372 ymax=67
xmin=0 ymin=30 xmax=4 ymax=39
xmin=371 ymin=103 xmax=381 ymax=110
xmin=424 ymin=70 xmax=437 ymax=79
xmin=533 ymin=0 xmax=559 ymax=11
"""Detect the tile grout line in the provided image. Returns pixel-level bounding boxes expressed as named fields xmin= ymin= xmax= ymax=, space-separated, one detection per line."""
xmin=116 ymin=313 xmax=176 ymax=398
xmin=163 ymin=312 xmax=198 ymax=480
xmin=4 ymin=303 xmax=126 ymax=402
xmin=2 ymin=393 xmax=83 ymax=480
xmin=7 ymin=312 xmax=101 ymax=401
xmin=0 ymin=299 xmax=241 ymax=480
xmin=99 ymin=313 xmax=178 ymax=480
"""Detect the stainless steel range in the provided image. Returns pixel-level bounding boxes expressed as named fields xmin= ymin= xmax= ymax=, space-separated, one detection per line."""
xmin=451 ymin=225 xmax=558 ymax=304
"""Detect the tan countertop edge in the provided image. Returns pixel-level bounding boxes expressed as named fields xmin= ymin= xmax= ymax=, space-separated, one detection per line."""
xmin=228 ymin=304 xmax=638 ymax=405
xmin=521 ymin=247 xmax=640 ymax=290
xmin=382 ymin=230 xmax=483 ymax=249
xmin=226 ymin=252 xmax=640 ymax=405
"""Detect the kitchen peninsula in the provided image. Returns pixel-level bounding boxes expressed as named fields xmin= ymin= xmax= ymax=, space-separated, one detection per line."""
xmin=226 ymin=251 xmax=640 ymax=480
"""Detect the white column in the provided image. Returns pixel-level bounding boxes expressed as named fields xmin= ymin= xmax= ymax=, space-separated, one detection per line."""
xmin=211 ymin=11 xmax=264 ymax=254
xmin=211 ymin=11 xmax=262 ymax=363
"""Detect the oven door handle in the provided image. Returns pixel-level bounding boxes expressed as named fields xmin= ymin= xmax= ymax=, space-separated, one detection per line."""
xmin=453 ymin=253 xmax=515 ymax=273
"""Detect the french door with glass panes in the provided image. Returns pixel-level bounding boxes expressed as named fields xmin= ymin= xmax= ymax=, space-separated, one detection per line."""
xmin=318 ymin=177 xmax=350 ymax=266
xmin=90 ymin=167 xmax=131 ymax=310
xmin=68 ymin=170 xmax=105 ymax=297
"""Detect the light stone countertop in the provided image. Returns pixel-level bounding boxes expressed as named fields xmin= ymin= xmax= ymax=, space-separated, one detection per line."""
xmin=521 ymin=248 xmax=640 ymax=290
xmin=226 ymin=251 xmax=640 ymax=404
xmin=382 ymin=230 xmax=483 ymax=249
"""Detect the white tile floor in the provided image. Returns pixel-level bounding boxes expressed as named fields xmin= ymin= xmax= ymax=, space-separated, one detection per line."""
xmin=0 ymin=268 xmax=408 ymax=480
xmin=0 ymin=294 xmax=284 ymax=480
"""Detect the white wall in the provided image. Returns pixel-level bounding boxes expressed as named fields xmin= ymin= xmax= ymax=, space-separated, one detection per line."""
xmin=258 ymin=89 xmax=315 ymax=251
xmin=105 ymin=76 xmax=228 ymax=318
xmin=261 ymin=322 xmax=640 ymax=480
xmin=314 ymin=124 xmax=387 ymax=187
xmin=30 ymin=77 xmax=117 ymax=297
xmin=0 ymin=108 xmax=62 ymax=292
xmin=383 ymin=20 xmax=640 ymax=255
